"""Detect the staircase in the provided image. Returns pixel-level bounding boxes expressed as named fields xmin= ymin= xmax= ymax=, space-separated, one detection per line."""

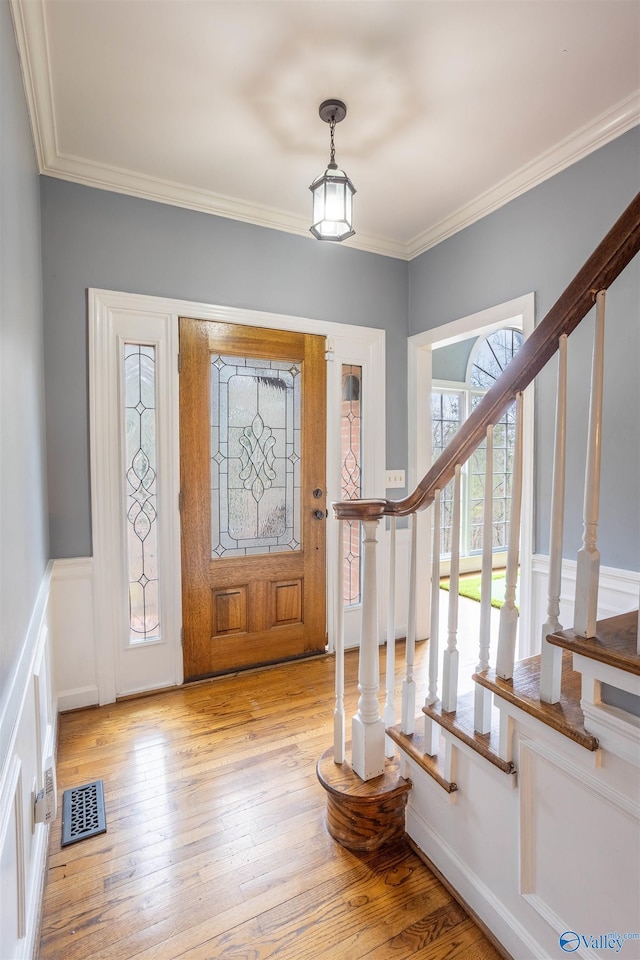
xmin=317 ymin=192 xmax=640 ymax=960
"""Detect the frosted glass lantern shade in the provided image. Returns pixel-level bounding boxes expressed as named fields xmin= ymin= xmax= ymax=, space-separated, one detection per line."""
xmin=309 ymin=167 xmax=355 ymax=241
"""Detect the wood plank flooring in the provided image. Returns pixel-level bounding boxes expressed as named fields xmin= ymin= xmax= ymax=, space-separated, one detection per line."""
xmin=38 ymin=646 xmax=503 ymax=960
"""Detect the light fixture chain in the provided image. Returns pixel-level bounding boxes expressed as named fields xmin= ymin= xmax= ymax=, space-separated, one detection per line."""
xmin=329 ymin=117 xmax=336 ymax=165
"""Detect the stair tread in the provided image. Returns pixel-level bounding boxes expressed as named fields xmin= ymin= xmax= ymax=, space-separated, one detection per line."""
xmin=547 ymin=610 xmax=640 ymax=676
xmin=386 ymin=725 xmax=458 ymax=793
xmin=473 ymin=651 xmax=599 ymax=751
xmin=422 ymin=690 xmax=514 ymax=774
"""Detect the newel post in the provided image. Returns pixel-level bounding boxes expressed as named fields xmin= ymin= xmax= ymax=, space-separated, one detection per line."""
xmin=352 ymin=517 xmax=386 ymax=781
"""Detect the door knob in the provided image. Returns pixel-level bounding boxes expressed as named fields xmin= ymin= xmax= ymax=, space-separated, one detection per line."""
xmin=313 ymin=509 xmax=326 ymax=520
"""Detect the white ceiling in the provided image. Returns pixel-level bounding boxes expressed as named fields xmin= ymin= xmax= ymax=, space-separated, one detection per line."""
xmin=12 ymin=0 xmax=640 ymax=259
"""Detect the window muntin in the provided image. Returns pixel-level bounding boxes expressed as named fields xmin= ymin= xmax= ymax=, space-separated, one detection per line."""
xmin=432 ymin=327 xmax=522 ymax=559
xmin=470 ymin=328 xmax=523 ymax=388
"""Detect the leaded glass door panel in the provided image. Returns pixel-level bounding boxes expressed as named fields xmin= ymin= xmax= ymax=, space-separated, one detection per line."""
xmin=179 ymin=318 xmax=326 ymax=679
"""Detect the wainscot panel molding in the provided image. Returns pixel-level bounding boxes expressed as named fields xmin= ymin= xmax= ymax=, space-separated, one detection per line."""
xmin=0 ymin=562 xmax=56 ymax=960
xmin=528 ymin=555 xmax=639 ymax=658
xmin=50 ymin=558 xmax=98 ymax=711
xmin=402 ymin=687 xmax=640 ymax=960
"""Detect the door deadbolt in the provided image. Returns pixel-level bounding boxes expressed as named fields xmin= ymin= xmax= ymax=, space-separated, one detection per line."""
xmin=312 ymin=488 xmax=323 ymax=499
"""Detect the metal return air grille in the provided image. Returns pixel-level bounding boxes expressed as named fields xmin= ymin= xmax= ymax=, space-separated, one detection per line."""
xmin=61 ymin=780 xmax=107 ymax=847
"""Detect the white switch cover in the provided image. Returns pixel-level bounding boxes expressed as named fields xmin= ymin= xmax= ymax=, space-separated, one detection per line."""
xmin=385 ymin=470 xmax=405 ymax=488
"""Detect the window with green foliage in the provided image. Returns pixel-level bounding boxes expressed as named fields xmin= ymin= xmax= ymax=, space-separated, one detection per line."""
xmin=432 ymin=328 xmax=522 ymax=558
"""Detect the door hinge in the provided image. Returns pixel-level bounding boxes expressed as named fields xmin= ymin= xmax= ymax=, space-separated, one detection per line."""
xmin=325 ymin=337 xmax=335 ymax=360
xmin=177 ymin=352 xmax=181 ymax=374
xmin=178 ymin=490 xmax=184 ymax=512
xmin=180 ymin=627 xmax=184 ymax=647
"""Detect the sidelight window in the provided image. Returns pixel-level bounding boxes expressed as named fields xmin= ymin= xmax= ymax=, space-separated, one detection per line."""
xmin=341 ymin=364 xmax=362 ymax=606
xmin=124 ymin=344 xmax=160 ymax=644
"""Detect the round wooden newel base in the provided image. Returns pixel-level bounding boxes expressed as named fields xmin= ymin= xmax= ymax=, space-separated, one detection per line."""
xmin=316 ymin=747 xmax=412 ymax=852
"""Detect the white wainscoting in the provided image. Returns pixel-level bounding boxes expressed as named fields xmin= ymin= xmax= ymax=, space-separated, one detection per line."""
xmin=50 ymin=558 xmax=98 ymax=711
xmin=529 ymin=555 xmax=639 ymax=655
xmin=0 ymin=562 xmax=56 ymax=960
xmin=47 ymin=551 xmax=638 ymax=703
xmin=403 ymin=697 xmax=640 ymax=960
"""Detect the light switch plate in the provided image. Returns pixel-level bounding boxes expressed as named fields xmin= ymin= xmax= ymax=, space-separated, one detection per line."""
xmin=385 ymin=470 xmax=405 ymax=488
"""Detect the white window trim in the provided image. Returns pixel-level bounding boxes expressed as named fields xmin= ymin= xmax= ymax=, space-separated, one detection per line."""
xmin=89 ymin=289 xmax=385 ymax=702
xmin=407 ymin=293 xmax=535 ymax=658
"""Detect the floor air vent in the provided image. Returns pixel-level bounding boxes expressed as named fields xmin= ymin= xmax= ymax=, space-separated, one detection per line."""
xmin=61 ymin=780 xmax=107 ymax=847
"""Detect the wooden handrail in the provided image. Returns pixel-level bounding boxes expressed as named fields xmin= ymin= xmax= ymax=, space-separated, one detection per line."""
xmin=334 ymin=191 xmax=640 ymax=521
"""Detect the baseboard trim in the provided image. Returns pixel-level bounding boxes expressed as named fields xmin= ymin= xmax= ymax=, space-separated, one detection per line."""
xmin=57 ymin=686 xmax=100 ymax=713
xmin=406 ymin=835 xmax=514 ymax=960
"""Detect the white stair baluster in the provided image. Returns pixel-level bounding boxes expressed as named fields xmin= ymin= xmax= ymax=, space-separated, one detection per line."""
xmin=333 ymin=518 xmax=345 ymax=764
xmin=540 ymin=334 xmax=568 ymax=703
xmin=424 ymin=492 xmax=441 ymax=755
xmin=351 ymin=518 xmax=385 ymax=781
xmin=384 ymin=516 xmax=397 ymax=757
xmin=574 ymin=290 xmax=606 ymax=638
xmin=401 ymin=513 xmax=418 ymax=734
xmin=426 ymin=493 xmax=441 ymax=708
xmin=496 ymin=392 xmax=524 ymax=681
xmin=442 ymin=464 xmax=461 ymax=713
xmin=474 ymin=426 xmax=494 ymax=734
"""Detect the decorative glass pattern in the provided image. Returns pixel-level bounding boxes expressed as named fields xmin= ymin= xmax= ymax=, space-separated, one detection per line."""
xmin=341 ymin=366 xmax=362 ymax=605
xmin=211 ymin=356 xmax=301 ymax=557
xmin=124 ymin=344 xmax=160 ymax=644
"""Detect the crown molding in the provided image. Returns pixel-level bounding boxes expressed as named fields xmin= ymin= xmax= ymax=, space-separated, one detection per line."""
xmin=36 ymin=151 xmax=409 ymax=260
xmin=10 ymin=0 xmax=58 ymax=171
xmin=11 ymin=0 xmax=639 ymax=264
xmin=10 ymin=0 xmax=406 ymax=259
xmin=407 ymin=92 xmax=640 ymax=260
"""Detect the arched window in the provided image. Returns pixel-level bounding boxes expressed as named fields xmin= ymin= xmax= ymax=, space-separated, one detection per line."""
xmin=470 ymin=328 xmax=523 ymax=388
xmin=432 ymin=327 xmax=522 ymax=560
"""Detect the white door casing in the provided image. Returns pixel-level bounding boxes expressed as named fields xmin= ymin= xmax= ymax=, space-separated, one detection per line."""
xmin=89 ymin=289 xmax=385 ymax=702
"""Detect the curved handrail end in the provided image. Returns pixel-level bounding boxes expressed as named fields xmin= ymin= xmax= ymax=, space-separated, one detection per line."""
xmin=332 ymin=499 xmax=387 ymax=520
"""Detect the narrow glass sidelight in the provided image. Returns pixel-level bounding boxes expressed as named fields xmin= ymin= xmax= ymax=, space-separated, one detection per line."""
xmin=124 ymin=344 xmax=160 ymax=644
xmin=341 ymin=365 xmax=362 ymax=605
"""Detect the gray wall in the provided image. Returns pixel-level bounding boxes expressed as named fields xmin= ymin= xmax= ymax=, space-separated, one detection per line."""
xmin=38 ymin=118 xmax=640 ymax=572
xmin=40 ymin=179 xmax=408 ymax=557
xmin=409 ymin=128 xmax=640 ymax=572
xmin=432 ymin=336 xmax=478 ymax=383
xmin=0 ymin=0 xmax=48 ymax=715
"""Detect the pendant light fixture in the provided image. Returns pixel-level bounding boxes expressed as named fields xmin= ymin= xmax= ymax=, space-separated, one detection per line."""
xmin=309 ymin=99 xmax=356 ymax=241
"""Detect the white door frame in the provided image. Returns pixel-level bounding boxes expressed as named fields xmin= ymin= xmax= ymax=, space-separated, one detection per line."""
xmin=407 ymin=292 xmax=536 ymax=659
xmin=89 ymin=289 xmax=385 ymax=703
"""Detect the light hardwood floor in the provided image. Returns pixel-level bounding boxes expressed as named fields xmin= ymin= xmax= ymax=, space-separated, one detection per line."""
xmin=38 ymin=645 xmax=503 ymax=960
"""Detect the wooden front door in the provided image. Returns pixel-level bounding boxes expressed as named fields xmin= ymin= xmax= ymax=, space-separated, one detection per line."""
xmin=179 ymin=318 xmax=327 ymax=680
